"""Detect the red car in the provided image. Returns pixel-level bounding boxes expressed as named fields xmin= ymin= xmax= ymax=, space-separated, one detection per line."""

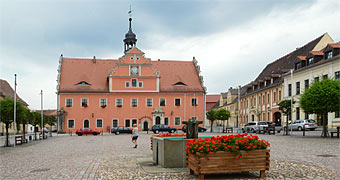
xmin=76 ymin=128 xmax=100 ymax=136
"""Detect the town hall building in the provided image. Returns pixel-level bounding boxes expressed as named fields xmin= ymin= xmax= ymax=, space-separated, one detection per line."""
xmin=57 ymin=18 xmax=206 ymax=132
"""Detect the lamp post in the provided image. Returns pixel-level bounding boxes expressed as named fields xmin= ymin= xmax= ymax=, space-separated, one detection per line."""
xmin=40 ymin=90 xmax=44 ymax=138
xmin=290 ymin=69 xmax=293 ymax=135
xmin=13 ymin=74 xmax=17 ymax=147
xmin=237 ymin=85 xmax=241 ymax=133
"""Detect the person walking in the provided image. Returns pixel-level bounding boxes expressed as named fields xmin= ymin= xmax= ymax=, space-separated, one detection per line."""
xmin=131 ymin=124 xmax=139 ymax=148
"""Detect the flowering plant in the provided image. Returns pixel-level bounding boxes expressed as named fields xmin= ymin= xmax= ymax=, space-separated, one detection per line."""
xmin=150 ymin=133 xmax=186 ymax=140
xmin=185 ymin=133 xmax=270 ymax=159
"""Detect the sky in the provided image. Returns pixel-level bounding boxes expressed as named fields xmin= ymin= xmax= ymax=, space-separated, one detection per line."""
xmin=1 ymin=0 xmax=340 ymax=110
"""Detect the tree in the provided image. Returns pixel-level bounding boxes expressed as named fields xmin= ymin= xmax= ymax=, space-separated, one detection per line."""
xmin=278 ymin=99 xmax=295 ymax=135
xmin=206 ymin=109 xmax=217 ymax=133
xmin=0 ymin=98 xmax=26 ymax=147
xmin=300 ymin=78 xmax=340 ymax=137
xmin=216 ymin=108 xmax=231 ymax=132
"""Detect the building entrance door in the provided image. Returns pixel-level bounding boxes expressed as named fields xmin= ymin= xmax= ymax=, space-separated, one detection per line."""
xmin=143 ymin=121 xmax=149 ymax=131
xmin=84 ymin=119 xmax=89 ymax=128
xmin=156 ymin=116 xmax=161 ymax=124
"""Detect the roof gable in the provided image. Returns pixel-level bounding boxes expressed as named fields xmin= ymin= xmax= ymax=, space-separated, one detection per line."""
xmin=0 ymin=79 xmax=28 ymax=106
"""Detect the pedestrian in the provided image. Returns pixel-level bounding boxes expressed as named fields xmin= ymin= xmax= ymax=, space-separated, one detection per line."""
xmin=131 ymin=124 xmax=139 ymax=148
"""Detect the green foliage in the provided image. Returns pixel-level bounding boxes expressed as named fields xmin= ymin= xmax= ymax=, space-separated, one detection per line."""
xmin=216 ymin=108 xmax=231 ymax=121
xmin=29 ymin=111 xmax=42 ymax=126
xmin=206 ymin=109 xmax=217 ymax=121
xmin=206 ymin=109 xmax=217 ymax=132
xmin=45 ymin=115 xmax=57 ymax=126
xmin=300 ymin=78 xmax=340 ymax=115
xmin=0 ymin=98 xmax=26 ymax=126
xmin=278 ymin=99 xmax=295 ymax=115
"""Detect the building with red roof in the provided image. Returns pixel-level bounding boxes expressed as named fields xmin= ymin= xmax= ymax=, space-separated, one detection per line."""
xmin=57 ymin=18 xmax=206 ymax=132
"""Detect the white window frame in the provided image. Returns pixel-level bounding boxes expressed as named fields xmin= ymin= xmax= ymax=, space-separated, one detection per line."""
xmin=125 ymin=119 xmax=131 ymax=127
xmin=96 ymin=119 xmax=103 ymax=128
xmin=191 ymin=98 xmax=198 ymax=106
xmin=146 ymin=98 xmax=153 ymax=107
xmin=68 ymin=119 xmax=75 ymax=129
xmin=131 ymin=98 xmax=138 ymax=107
xmin=174 ymin=98 xmax=181 ymax=106
xmin=81 ymin=98 xmax=89 ymax=107
xmin=99 ymin=98 xmax=107 ymax=107
xmin=65 ymin=98 xmax=73 ymax=107
xmin=132 ymin=119 xmax=138 ymax=126
xmin=191 ymin=116 xmax=197 ymax=121
xmin=164 ymin=117 xmax=169 ymax=125
xmin=174 ymin=117 xmax=181 ymax=126
xmin=131 ymin=78 xmax=137 ymax=88
xmin=112 ymin=119 xmax=119 ymax=127
xmin=159 ymin=98 xmax=166 ymax=106
xmin=125 ymin=81 xmax=130 ymax=88
xmin=138 ymin=81 xmax=143 ymax=88
xmin=116 ymin=98 xmax=123 ymax=107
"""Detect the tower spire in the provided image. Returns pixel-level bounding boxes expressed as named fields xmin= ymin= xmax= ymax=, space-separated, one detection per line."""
xmin=124 ymin=5 xmax=137 ymax=53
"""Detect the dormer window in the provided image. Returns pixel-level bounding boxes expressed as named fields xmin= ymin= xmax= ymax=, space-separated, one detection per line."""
xmin=76 ymin=81 xmax=90 ymax=86
xmin=295 ymin=62 xmax=301 ymax=70
xmin=325 ymin=51 xmax=333 ymax=59
xmin=173 ymin=82 xmax=187 ymax=86
xmin=307 ymin=57 xmax=314 ymax=65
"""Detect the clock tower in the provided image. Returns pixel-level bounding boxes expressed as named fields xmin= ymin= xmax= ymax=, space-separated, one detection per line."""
xmin=123 ymin=17 xmax=137 ymax=52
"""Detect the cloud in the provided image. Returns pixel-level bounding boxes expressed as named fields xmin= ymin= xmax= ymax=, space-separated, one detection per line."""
xmin=143 ymin=0 xmax=340 ymax=94
xmin=1 ymin=0 xmax=339 ymax=109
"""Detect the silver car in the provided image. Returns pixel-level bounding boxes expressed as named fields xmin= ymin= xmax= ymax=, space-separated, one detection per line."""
xmin=242 ymin=121 xmax=268 ymax=133
xmin=284 ymin=119 xmax=317 ymax=131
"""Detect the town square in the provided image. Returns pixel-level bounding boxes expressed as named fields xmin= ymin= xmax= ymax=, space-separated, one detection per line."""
xmin=1 ymin=0 xmax=340 ymax=180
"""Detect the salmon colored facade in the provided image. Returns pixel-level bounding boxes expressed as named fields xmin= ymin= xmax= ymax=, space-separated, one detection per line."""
xmin=57 ymin=18 xmax=206 ymax=132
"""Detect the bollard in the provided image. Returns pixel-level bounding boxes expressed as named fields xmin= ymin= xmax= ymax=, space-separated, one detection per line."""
xmin=303 ymin=125 xmax=305 ymax=136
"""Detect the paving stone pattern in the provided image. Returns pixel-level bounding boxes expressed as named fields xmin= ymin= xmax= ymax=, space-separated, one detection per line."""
xmin=0 ymin=131 xmax=339 ymax=180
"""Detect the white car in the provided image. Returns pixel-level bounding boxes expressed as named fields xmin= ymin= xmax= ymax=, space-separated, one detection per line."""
xmin=242 ymin=121 xmax=268 ymax=133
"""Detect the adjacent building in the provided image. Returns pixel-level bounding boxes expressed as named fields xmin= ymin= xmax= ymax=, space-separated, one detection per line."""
xmin=283 ymin=41 xmax=340 ymax=128
xmin=57 ymin=18 xmax=206 ymax=133
xmin=0 ymin=79 xmax=29 ymax=135
xmin=239 ymin=33 xmax=334 ymax=126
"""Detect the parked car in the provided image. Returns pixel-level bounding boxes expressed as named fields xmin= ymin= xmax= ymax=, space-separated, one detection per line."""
xmin=267 ymin=122 xmax=282 ymax=133
xmin=111 ymin=126 xmax=132 ymax=135
xmin=42 ymin=128 xmax=49 ymax=133
xmin=76 ymin=128 xmax=101 ymax=136
xmin=151 ymin=124 xmax=177 ymax=134
xmin=283 ymin=119 xmax=317 ymax=131
xmin=182 ymin=125 xmax=207 ymax=132
xmin=242 ymin=121 xmax=268 ymax=133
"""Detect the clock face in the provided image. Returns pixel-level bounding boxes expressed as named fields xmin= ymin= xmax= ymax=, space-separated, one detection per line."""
xmin=131 ymin=66 xmax=138 ymax=75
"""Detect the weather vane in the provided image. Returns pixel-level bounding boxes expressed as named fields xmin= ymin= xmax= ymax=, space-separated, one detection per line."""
xmin=128 ymin=5 xmax=133 ymax=18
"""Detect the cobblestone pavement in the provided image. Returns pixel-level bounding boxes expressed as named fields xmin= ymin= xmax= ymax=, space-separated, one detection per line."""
xmin=0 ymin=131 xmax=339 ymax=180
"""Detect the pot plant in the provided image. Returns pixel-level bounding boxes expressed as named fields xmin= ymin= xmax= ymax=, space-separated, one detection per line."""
xmin=186 ymin=133 xmax=270 ymax=180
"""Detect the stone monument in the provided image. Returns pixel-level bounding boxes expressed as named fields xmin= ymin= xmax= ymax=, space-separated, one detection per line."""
xmin=183 ymin=118 xmax=203 ymax=139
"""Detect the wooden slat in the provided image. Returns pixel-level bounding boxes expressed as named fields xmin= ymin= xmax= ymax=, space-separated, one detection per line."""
xmin=186 ymin=149 xmax=270 ymax=178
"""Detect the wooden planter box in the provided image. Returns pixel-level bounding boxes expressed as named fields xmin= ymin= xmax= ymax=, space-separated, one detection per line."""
xmin=187 ymin=149 xmax=270 ymax=180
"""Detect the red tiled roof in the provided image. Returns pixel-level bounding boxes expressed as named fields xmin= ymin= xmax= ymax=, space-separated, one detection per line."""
xmin=309 ymin=51 xmax=323 ymax=56
xmin=59 ymin=58 xmax=204 ymax=93
xmin=329 ymin=42 xmax=340 ymax=48
xmin=36 ymin=109 xmax=57 ymax=116
xmin=296 ymin=56 xmax=306 ymax=60
xmin=206 ymin=94 xmax=220 ymax=103
xmin=254 ymin=34 xmax=325 ymax=82
xmin=0 ymin=79 xmax=28 ymax=106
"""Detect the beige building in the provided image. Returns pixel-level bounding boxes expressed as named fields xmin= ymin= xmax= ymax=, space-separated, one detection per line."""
xmin=239 ymin=33 xmax=334 ymax=126
xmin=283 ymin=41 xmax=340 ymax=128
